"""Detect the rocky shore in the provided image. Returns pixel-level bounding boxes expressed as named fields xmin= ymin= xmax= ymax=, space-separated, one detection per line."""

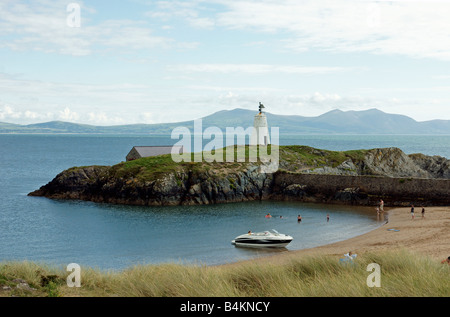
xmin=28 ymin=146 xmax=450 ymax=207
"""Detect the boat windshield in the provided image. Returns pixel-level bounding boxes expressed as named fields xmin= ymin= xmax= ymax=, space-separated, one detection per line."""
xmin=249 ymin=230 xmax=281 ymax=236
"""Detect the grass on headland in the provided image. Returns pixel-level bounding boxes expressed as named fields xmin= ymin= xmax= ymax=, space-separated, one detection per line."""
xmin=1 ymin=249 xmax=448 ymax=297
xmin=104 ymin=144 xmax=370 ymax=181
xmin=108 ymin=144 xmax=280 ymax=181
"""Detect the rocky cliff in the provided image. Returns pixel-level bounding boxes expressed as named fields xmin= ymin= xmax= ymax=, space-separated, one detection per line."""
xmin=279 ymin=146 xmax=450 ymax=178
xmin=28 ymin=146 xmax=450 ymax=206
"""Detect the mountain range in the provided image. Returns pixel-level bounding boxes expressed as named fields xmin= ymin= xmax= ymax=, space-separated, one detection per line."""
xmin=1 ymin=108 xmax=449 ymax=134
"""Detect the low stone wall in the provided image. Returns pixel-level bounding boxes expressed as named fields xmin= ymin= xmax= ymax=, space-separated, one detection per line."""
xmin=29 ymin=164 xmax=450 ymax=207
xmin=271 ymin=172 xmax=450 ymax=206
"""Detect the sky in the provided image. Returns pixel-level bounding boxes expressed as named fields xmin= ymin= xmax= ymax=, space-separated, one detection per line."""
xmin=1 ymin=0 xmax=450 ymax=125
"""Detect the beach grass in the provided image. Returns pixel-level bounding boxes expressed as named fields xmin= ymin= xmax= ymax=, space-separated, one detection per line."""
xmin=1 ymin=249 xmax=448 ymax=297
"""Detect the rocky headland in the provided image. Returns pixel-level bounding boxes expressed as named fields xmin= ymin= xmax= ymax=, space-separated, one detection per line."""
xmin=28 ymin=145 xmax=450 ymax=206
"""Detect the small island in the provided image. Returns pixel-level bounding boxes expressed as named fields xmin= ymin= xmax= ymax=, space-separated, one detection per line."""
xmin=29 ymin=145 xmax=450 ymax=207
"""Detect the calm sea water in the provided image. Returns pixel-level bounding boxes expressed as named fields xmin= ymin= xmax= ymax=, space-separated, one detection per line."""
xmin=0 ymin=134 xmax=449 ymax=270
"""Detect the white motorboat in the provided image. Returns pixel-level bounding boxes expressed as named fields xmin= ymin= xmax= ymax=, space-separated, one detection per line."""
xmin=231 ymin=229 xmax=293 ymax=248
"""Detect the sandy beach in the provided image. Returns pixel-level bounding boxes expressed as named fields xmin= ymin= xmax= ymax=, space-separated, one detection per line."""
xmin=235 ymin=206 xmax=450 ymax=266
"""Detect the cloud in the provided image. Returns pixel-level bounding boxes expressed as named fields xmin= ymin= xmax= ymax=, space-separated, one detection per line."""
xmin=0 ymin=103 xmax=52 ymax=122
xmin=58 ymin=107 xmax=79 ymax=121
xmin=24 ymin=110 xmax=42 ymax=120
xmin=0 ymin=0 xmax=192 ymax=56
xmin=167 ymin=63 xmax=354 ymax=74
xmin=211 ymin=0 xmax=450 ymax=60
xmin=141 ymin=0 xmax=450 ymax=60
xmin=0 ymin=73 xmax=158 ymax=124
xmin=0 ymin=105 xmax=22 ymax=120
xmin=433 ymin=75 xmax=450 ymax=80
xmin=1 ymin=86 xmax=448 ymax=125
xmin=144 ymin=0 xmax=216 ymax=29
xmin=3 ymin=0 xmax=449 ymax=60
xmin=87 ymin=111 xmax=125 ymax=125
xmin=173 ymin=88 xmax=448 ymax=122
xmin=0 ymin=72 xmax=225 ymax=124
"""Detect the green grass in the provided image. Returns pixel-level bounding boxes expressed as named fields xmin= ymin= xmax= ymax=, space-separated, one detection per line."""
xmin=110 ymin=153 xmax=181 ymax=180
xmin=104 ymin=145 xmax=280 ymax=181
xmin=279 ymin=146 xmax=368 ymax=169
xmin=89 ymin=145 xmax=370 ymax=183
xmin=1 ymin=250 xmax=448 ymax=297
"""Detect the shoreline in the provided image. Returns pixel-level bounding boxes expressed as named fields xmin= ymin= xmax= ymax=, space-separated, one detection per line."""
xmin=2 ymin=206 xmax=448 ymax=270
xmin=1 ymin=206 xmax=448 ymax=270
xmin=0 ymin=206 xmax=448 ymax=297
xmin=226 ymin=206 xmax=450 ymax=267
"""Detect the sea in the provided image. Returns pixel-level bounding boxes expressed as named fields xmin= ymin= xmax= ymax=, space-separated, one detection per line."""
xmin=0 ymin=134 xmax=449 ymax=271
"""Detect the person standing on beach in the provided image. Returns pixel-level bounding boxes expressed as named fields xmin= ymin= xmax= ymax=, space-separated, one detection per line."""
xmin=411 ymin=205 xmax=415 ymax=219
xmin=421 ymin=206 xmax=425 ymax=219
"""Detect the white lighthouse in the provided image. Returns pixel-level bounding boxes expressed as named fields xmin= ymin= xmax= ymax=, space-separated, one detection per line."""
xmin=250 ymin=102 xmax=270 ymax=146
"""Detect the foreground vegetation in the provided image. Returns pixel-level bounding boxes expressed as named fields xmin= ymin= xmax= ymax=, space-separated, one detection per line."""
xmin=1 ymin=250 xmax=448 ymax=297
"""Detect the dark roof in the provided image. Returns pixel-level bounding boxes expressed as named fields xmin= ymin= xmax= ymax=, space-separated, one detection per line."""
xmin=131 ymin=145 xmax=183 ymax=157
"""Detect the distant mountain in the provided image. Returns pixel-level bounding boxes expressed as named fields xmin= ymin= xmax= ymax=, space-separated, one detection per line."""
xmin=1 ymin=108 xmax=449 ymax=134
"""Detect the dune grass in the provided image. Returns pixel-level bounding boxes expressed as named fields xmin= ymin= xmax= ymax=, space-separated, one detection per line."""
xmin=1 ymin=249 xmax=448 ymax=297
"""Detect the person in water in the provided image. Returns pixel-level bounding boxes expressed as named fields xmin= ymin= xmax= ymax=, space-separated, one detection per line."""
xmin=297 ymin=215 xmax=302 ymax=222
xmin=379 ymin=199 xmax=384 ymax=212
xmin=265 ymin=213 xmax=272 ymax=218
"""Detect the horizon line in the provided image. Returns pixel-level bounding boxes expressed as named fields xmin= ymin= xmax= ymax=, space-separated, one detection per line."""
xmin=1 ymin=107 xmax=446 ymax=127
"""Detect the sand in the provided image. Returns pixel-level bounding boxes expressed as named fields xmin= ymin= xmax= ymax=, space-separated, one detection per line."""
xmin=232 ymin=206 xmax=450 ymax=266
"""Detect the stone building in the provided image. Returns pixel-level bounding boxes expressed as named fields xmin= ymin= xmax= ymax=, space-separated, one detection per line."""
xmin=126 ymin=145 xmax=183 ymax=161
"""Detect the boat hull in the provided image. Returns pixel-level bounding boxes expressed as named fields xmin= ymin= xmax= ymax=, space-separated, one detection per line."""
xmin=231 ymin=230 xmax=293 ymax=248
xmin=231 ymin=238 xmax=292 ymax=248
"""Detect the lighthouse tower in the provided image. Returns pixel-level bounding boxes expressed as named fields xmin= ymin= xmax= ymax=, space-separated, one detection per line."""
xmin=250 ymin=102 xmax=270 ymax=146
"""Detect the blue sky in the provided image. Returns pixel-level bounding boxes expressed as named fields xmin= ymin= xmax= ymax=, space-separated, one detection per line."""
xmin=1 ymin=0 xmax=450 ymax=125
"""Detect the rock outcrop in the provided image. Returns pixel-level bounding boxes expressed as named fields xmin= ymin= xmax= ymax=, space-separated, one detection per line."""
xmin=300 ymin=147 xmax=450 ymax=178
xmin=29 ymin=146 xmax=450 ymax=206
xmin=29 ymin=163 xmax=273 ymax=206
